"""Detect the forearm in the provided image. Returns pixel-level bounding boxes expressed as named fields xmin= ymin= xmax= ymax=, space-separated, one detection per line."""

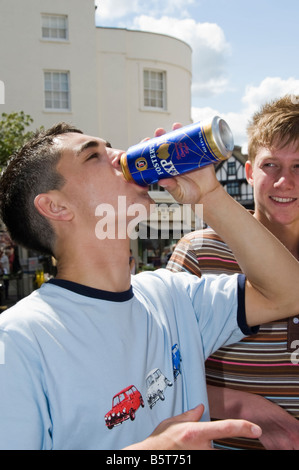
xmin=208 ymin=385 xmax=261 ymax=421
xmin=207 ymin=385 xmax=299 ymax=450
xmin=124 ymin=404 xmax=262 ymax=450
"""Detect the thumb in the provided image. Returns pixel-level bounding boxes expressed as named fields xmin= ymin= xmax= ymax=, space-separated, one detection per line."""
xmin=175 ymin=404 xmax=205 ymax=423
xmin=158 ymin=177 xmax=183 ymax=200
xmin=158 ymin=173 xmax=201 ymax=205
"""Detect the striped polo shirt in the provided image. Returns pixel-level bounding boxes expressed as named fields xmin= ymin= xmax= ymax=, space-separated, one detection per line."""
xmin=167 ymin=227 xmax=299 ymax=450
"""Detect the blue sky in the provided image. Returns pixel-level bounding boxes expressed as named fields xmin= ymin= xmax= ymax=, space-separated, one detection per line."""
xmin=95 ymin=0 xmax=299 ymax=149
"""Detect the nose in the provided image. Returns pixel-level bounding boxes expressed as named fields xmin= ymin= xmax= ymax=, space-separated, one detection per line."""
xmin=107 ymin=147 xmax=124 ymax=170
xmin=273 ymin=169 xmax=295 ymax=190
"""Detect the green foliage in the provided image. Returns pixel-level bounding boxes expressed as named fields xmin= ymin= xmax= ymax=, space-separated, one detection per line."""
xmin=0 ymin=111 xmax=34 ymax=167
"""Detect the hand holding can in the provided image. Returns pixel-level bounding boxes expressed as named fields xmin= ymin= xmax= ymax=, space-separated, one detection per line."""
xmin=121 ymin=116 xmax=234 ymax=186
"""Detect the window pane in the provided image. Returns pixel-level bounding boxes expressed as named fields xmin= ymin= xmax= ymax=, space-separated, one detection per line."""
xmin=228 ymin=161 xmax=236 ymax=175
xmin=45 ymin=91 xmax=52 ymax=108
xmin=44 ymin=73 xmax=52 ymax=90
xmin=42 ymin=16 xmax=50 ymax=28
xmin=44 ymin=71 xmax=70 ymax=110
xmin=143 ymin=69 xmax=166 ymax=109
xmin=58 ymin=17 xmax=66 ymax=28
xmin=144 ymin=71 xmax=149 ymax=88
xmin=58 ymin=29 xmax=66 ymax=39
xmin=42 ymin=27 xmax=50 ymax=37
xmin=61 ymin=92 xmax=69 ymax=108
xmin=42 ymin=15 xmax=68 ymax=40
xmin=227 ymin=182 xmax=240 ymax=196
xmin=144 ymin=89 xmax=150 ymax=106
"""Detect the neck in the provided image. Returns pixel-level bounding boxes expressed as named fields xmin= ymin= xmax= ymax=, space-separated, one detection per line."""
xmin=55 ymin=237 xmax=132 ymax=292
xmin=254 ymin=212 xmax=299 ymax=260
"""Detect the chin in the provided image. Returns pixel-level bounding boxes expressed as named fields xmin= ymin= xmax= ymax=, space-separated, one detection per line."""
xmin=268 ymin=212 xmax=296 ymax=227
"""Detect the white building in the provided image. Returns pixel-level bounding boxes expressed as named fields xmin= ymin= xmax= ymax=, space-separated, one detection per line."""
xmin=0 ymin=0 xmax=192 ymax=149
xmin=0 ymin=0 xmax=193 ymax=287
xmin=0 ymin=0 xmax=99 ymax=136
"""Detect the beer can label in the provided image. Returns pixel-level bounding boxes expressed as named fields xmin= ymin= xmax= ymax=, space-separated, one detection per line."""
xmin=121 ymin=117 xmax=233 ymax=186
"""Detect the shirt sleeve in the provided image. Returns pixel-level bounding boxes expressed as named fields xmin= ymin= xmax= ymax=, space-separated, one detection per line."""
xmin=237 ymin=273 xmax=259 ymax=336
xmin=183 ymin=272 xmax=259 ymax=359
xmin=167 ymin=237 xmax=202 ymax=277
xmin=0 ymin=329 xmax=52 ymax=450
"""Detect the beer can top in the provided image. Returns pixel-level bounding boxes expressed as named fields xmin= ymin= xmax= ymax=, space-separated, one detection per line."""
xmin=211 ymin=116 xmax=234 ymax=158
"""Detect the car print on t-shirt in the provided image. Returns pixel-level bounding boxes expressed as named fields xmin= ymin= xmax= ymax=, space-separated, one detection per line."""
xmin=145 ymin=368 xmax=173 ymax=409
xmin=104 ymin=344 xmax=182 ymax=429
xmin=104 ymin=385 xmax=144 ymax=430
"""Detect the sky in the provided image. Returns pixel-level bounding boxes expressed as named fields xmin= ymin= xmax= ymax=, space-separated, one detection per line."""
xmin=94 ymin=0 xmax=299 ymax=151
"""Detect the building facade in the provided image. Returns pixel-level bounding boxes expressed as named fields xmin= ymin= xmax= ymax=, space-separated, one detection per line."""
xmin=95 ymin=27 xmax=192 ymax=150
xmin=0 ymin=0 xmax=99 ymax=136
xmin=215 ymin=146 xmax=254 ymax=210
xmin=0 ymin=0 xmax=193 ymax=285
xmin=0 ymin=0 xmax=192 ymax=150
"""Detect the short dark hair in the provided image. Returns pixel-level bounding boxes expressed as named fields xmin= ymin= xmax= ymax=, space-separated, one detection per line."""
xmin=0 ymin=122 xmax=83 ymax=256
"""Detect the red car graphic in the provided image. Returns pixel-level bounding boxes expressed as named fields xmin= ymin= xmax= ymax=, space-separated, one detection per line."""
xmin=105 ymin=385 xmax=144 ymax=430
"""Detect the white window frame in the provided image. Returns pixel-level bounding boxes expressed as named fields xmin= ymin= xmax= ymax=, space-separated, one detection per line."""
xmin=143 ymin=69 xmax=167 ymax=111
xmin=41 ymin=14 xmax=68 ymax=41
xmin=44 ymin=71 xmax=71 ymax=111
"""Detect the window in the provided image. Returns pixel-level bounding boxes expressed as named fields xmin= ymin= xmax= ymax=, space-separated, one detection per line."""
xmin=144 ymin=70 xmax=166 ymax=109
xmin=227 ymin=161 xmax=236 ymax=176
xmin=42 ymin=14 xmax=68 ymax=40
xmin=44 ymin=71 xmax=70 ymax=110
xmin=226 ymin=182 xmax=240 ymax=196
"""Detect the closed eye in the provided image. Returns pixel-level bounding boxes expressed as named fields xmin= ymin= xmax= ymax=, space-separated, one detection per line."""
xmin=86 ymin=152 xmax=100 ymax=161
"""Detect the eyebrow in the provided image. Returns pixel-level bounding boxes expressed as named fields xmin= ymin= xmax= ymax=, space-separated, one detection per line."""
xmin=76 ymin=140 xmax=112 ymax=156
xmin=76 ymin=140 xmax=100 ymax=156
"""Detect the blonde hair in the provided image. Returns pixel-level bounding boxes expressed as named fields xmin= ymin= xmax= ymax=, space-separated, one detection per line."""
xmin=247 ymin=95 xmax=299 ymax=162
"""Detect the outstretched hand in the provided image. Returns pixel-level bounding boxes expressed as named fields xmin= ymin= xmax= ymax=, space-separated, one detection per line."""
xmin=125 ymin=405 xmax=262 ymax=450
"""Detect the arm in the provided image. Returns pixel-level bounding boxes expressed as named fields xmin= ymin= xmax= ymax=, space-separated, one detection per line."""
xmin=208 ymin=385 xmax=299 ymax=450
xmin=158 ymin=165 xmax=299 ymax=326
xmin=125 ymin=404 xmax=262 ymax=450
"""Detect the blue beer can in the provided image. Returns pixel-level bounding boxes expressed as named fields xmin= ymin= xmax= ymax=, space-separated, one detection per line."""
xmin=120 ymin=116 xmax=234 ymax=186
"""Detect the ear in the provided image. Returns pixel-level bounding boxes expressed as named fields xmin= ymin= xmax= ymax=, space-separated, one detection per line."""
xmin=245 ymin=160 xmax=254 ymax=186
xmin=34 ymin=192 xmax=73 ymax=221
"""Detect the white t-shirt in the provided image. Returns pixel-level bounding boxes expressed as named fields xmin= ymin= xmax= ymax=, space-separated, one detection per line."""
xmin=0 ymin=269 xmax=254 ymax=450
